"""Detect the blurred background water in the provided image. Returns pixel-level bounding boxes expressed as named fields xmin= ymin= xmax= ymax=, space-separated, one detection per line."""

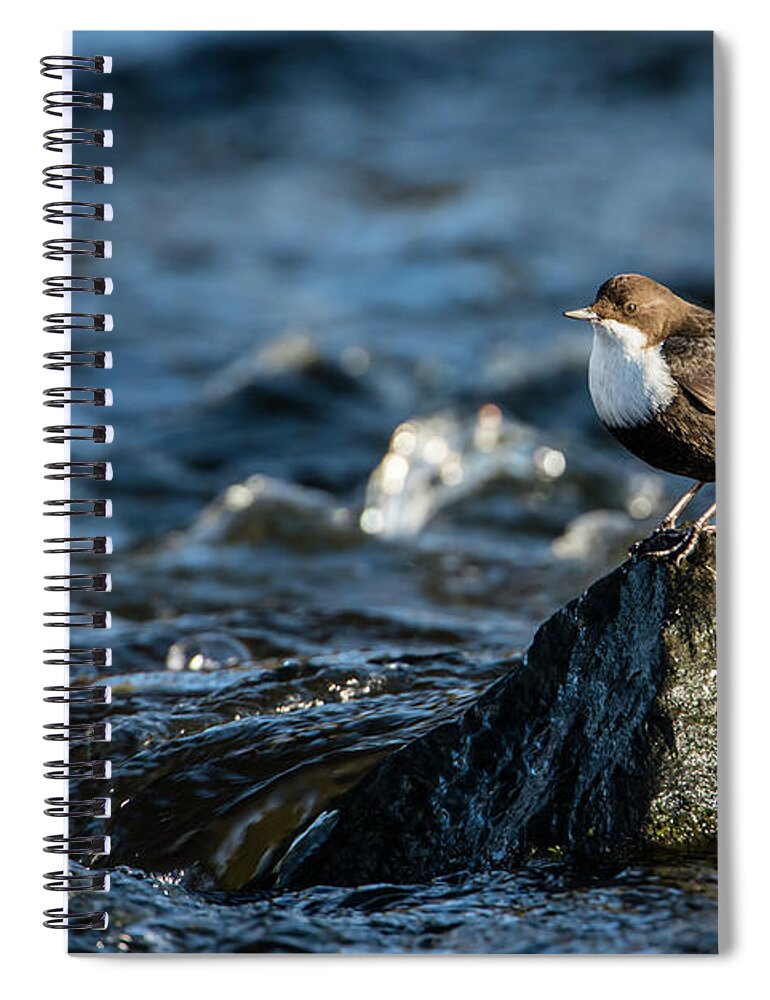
xmin=69 ymin=30 xmax=716 ymax=953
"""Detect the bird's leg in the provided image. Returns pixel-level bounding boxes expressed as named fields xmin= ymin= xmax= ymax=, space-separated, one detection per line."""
xmin=630 ymin=481 xmax=705 ymax=558
xmin=669 ymin=500 xmax=717 ymax=564
xmin=629 ymin=480 xmax=705 ymax=559
xmin=633 ymin=500 xmax=716 ymax=563
xmin=658 ymin=480 xmax=704 ymax=531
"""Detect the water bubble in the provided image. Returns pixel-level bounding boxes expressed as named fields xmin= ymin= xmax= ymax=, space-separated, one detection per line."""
xmin=166 ymin=632 xmax=252 ymax=672
xmin=534 ymin=446 xmax=566 ymax=479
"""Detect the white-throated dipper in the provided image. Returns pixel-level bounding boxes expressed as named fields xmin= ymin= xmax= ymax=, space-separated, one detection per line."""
xmin=564 ymin=273 xmax=715 ymax=561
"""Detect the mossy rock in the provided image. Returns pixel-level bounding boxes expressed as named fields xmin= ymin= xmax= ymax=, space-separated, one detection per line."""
xmin=281 ymin=533 xmax=717 ymax=888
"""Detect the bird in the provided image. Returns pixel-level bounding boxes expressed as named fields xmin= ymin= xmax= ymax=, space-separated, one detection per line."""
xmin=564 ymin=273 xmax=715 ymax=561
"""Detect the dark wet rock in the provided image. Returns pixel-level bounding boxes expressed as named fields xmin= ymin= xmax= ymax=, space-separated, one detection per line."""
xmin=282 ymin=533 xmax=716 ymax=887
xmin=96 ymin=649 xmax=509 ymax=887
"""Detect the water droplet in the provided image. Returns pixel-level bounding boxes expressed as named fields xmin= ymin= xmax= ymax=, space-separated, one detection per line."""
xmin=166 ymin=632 xmax=252 ymax=672
xmin=534 ymin=446 xmax=566 ymax=479
xmin=224 ymin=482 xmax=255 ymax=511
xmin=424 ymin=436 xmax=449 ymax=464
xmin=392 ymin=423 xmax=417 ymax=455
xmin=360 ymin=506 xmax=385 ymax=535
xmin=381 ymin=453 xmax=410 ymax=495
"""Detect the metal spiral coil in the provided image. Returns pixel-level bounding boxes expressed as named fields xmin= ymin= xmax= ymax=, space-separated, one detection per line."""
xmin=44 ymin=796 xmax=109 ymax=818
xmin=43 ymin=909 xmax=108 ymax=931
xmin=43 ymin=275 xmax=113 ymax=297
xmin=44 ymin=312 xmax=113 ymax=335
xmin=44 ymin=461 xmax=113 ymax=480
xmin=44 ymin=834 xmax=110 ymax=855
xmin=43 ymin=424 xmax=113 ymax=444
xmin=43 ymin=128 xmax=112 ymax=151
xmin=44 ymin=351 xmax=112 ymax=370
xmin=44 ymin=537 xmax=112 ymax=555
xmin=43 ymin=386 xmax=112 ymax=406
xmin=43 ymin=53 xmax=113 ymax=931
xmin=43 ymin=611 xmax=111 ymax=629
xmin=43 ymin=202 xmax=113 ymax=224
xmin=43 ymin=238 xmax=111 ymax=259
xmin=43 ymin=497 xmax=111 ymax=517
xmin=43 ymin=386 xmax=112 ymax=407
xmin=43 ymin=648 xmax=111 ymax=667
xmin=43 ymin=164 xmax=113 ymax=188
xmin=44 ymin=870 xmax=110 ymax=891
xmin=43 ymin=721 xmax=111 ymax=741
xmin=44 ymin=574 xmax=112 ymax=593
xmin=41 ymin=55 xmax=112 ymax=79
xmin=44 ymin=90 xmax=113 ymax=117
xmin=44 ymin=688 xmax=111 ymax=707
xmin=44 ymin=760 xmax=111 ymax=780
xmin=43 ymin=722 xmax=111 ymax=743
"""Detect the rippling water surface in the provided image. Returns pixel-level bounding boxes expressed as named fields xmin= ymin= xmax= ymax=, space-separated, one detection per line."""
xmin=69 ymin=30 xmax=716 ymax=952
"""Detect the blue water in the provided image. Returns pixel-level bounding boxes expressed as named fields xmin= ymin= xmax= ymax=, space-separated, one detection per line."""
xmin=66 ymin=31 xmax=716 ymax=953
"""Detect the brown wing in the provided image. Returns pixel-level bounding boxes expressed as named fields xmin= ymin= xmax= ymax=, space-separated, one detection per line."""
xmin=662 ymin=319 xmax=715 ymax=415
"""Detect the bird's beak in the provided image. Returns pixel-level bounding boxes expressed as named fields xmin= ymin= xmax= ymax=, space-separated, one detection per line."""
xmin=563 ymin=307 xmax=598 ymax=322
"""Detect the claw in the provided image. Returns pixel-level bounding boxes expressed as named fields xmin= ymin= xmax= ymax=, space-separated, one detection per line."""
xmin=631 ymin=495 xmax=716 ymax=564
xmin=673 ymin=526 xmax=700 ymax=565
xmin=630 ymin=524 xmax=699 ymax=563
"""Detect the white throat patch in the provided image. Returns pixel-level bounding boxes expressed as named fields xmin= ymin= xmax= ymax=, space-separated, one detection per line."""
xmin=588 ymin=319 xmax=677 ymax=428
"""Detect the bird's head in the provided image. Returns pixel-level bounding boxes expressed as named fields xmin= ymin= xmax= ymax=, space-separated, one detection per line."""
xmin=564 ymin=273 xmax=689 ymax=347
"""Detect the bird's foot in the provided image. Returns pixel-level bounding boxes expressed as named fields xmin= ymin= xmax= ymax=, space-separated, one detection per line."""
xmin=630 ymin=523 xmax=701 ymax=564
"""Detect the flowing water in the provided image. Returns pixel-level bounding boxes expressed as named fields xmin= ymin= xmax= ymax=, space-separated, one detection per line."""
xmin=68 ymin=31 xmax=716 ymax=952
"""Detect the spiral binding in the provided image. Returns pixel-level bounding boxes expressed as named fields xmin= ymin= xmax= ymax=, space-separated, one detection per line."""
xmin=44 ymin=314 xmax=113 ymax=337
xmin=42 ymin=53 xmax=113 ymax=933
xmin=43 ymin=352 xmax=113 ymax=370
xmin=43 ymin=128 xmax=114 ymax=153
xmin=44 ymin=461 xmax=113 ymax=480
xmin=43 ymin=164 xmax=114 ymax=189
xmin=43 ymin=238 xmax=112 ymax=260
xmin=40 ymin=55 xmax=113 ymax=79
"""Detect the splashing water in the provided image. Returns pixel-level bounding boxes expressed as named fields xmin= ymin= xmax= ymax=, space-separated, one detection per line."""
xmin=361 ymin=406 xmax=567 ymax=538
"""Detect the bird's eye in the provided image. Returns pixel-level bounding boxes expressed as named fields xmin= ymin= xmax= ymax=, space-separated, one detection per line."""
xmin=625 ymin=302 xmax=637 ymax=314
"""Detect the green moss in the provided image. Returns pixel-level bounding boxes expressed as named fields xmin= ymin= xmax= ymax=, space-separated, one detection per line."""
xmin=641 ymin=533 xmax=717 ymax=849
